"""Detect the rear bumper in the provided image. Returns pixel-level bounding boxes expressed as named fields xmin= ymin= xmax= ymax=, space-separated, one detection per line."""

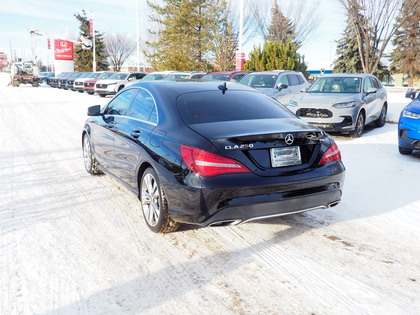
xmin=165 ymin=163 xmax=345 ymax=226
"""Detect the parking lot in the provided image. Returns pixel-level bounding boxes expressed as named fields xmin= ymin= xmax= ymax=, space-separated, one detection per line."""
xmin=1 ymin=73 xmax=419 ymax=314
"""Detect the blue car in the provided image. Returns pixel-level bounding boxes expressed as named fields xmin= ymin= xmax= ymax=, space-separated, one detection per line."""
xmin=398 ymin=91 xmax=420 ymax=155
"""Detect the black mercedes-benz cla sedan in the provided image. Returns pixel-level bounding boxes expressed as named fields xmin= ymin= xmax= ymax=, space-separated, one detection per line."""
xmin=82 ymin=80 xmax=345 ymax=233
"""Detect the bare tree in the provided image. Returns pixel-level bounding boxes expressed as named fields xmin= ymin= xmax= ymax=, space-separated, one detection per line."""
xmin=338 ymin=0 xmax=419 ymax=73
xmin=105 ymin=33 xmax=136 ymax=71
xmin=246 ymin=0 xmax=321 ymax=46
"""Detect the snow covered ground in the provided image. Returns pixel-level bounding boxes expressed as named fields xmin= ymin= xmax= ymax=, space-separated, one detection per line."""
xmin=1 ymin=72 xmax=419 ymax=315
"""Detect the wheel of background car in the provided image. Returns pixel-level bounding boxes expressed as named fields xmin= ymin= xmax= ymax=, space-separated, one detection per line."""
xmin=351 ymin=111 xmax=365 ymax=138
xmin=375 ymin=104 xmax=387 ymax=127
xmin=140 ymin=168 xmax=180 ymax=233
xmin=118 ymin=85 xmax=124 ymax=91
xmin=398 ymin=146 xmax=413 ymax=155
xmin=78 ymin=90 xmax=84 ymax=93
xmin=83 ymin=133 xmax=102 ymax=175
xmin=99 ymin=94 xmax=106 ymax=98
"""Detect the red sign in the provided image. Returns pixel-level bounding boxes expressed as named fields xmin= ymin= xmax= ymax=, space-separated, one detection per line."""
xmin=89 ymin=19 xmax=94 ymax=37
xmin=235 ymin=52 xmax=245 ymax=71
xmin=54 ymin=40 xmax=74 ymax=60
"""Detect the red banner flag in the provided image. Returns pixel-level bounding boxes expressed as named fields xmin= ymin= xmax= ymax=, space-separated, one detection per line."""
xmin=89 ymin=19 xmax=94 ymax=37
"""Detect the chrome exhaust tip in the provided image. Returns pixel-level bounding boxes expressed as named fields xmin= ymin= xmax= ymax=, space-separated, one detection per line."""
xmin=328 ymin=201 xmax=340 ymax=208
xmin=208 ymin=219 xmax=242 ymax=227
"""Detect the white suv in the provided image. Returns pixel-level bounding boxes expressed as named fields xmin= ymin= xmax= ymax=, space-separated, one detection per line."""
xmin=95 ymin=72 xmax=146 ymax=97
xmin=239 ymin=70 xmax=309 ymax=104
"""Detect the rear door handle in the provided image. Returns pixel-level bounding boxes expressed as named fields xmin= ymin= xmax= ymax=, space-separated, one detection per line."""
xmin=131 ymin=130 xmax=141 ymax=139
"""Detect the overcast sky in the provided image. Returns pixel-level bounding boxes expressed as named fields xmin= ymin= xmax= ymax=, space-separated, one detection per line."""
xmin=0 ymin=0 xmax=347 ymax=70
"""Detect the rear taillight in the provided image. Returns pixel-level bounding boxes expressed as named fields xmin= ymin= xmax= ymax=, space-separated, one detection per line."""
xmin=319 ymin=142 xmax=341 ymax=165
xmin=181 ymin=145 xmax=251 ymax=177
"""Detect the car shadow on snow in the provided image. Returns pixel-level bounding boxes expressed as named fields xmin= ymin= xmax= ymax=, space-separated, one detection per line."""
xmin=41 ymin=220 xmax=313 ymax=314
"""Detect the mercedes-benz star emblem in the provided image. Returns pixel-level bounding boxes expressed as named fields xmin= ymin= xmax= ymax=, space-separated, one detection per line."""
xmin=285 ymin=134 xmax=294 ymax=145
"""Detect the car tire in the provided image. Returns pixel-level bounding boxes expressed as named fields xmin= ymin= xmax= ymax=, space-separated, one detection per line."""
xmin=351 ymin=112 xmax=365 ymax=138
xmin=398 ymin=146 xmax=413 ymax=155
xmin=118 ymin=85 xmax=124 ymax=92
xmin=99 ymin=94 xmax=106 ymax=98
xmin=78 ymin=90 xmax=84 ymax=93
xmin=140 ymin=168 xmax=180 ymax=233
xmin=375 ymin=104 xmax=387 ymax=127
xmin=82 ymin=133 xmax=102 ymax=175
xmin=87 ymin=91 xmax=94 ymax=95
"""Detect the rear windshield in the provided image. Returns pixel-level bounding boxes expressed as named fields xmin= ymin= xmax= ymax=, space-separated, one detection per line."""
xmin=239 ymin=74 xmax=278 ymax=88
xmin=177 ymin=90 xmax=295 ymax=124
xmin=201 ymin=74 xmax=230 ymax=81
xmin=142 ymin=74 xmax=167 ymax=81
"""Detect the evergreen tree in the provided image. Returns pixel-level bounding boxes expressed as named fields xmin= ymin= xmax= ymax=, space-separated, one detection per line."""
xmin=266 ymin=1 xmax=297 ymax=46
xmin=243 ymin=42 xmax=307 ymax=73
xmin=212 ymin=0 xmax=238 ymax=71
xmin=333 ymin=17 xmax=363 ymax=73
xmin=390 ymin=0 xmax=420 ymax=86
xmin=74 ymin=10 xmax=108 ymax=72
xmin=145 ymin=0 xmax=218 ymax=71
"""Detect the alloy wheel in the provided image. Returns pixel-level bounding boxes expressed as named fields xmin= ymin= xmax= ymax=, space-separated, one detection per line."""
xmin=141 ymin=173 xmax=160 ymax=227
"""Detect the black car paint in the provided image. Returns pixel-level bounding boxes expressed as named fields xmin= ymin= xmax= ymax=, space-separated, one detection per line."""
xmin=83 ymin=81 xmax=345 ymax=227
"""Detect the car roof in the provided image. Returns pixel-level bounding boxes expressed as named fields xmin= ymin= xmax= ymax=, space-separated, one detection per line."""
xmin=129 ymin=80 xmax=257 ymax=96
xmin=319 ymin=73 xmax=373 ymax=78
xmin=246 ymin=70 xmax=295 ymax=75
xmin=205 ymin=71 xmax=247 ymax=74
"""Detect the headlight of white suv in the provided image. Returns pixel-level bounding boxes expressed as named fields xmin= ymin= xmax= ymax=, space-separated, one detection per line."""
xmin=107 ymin=82 xmax=117 ymax=85
xmin=403 ymin=109 xmax=420 ymax=119
xmin=332 ymin=101 xmax=357 ymax=108
xmin=288 ymin=100 xmax=298 ymax=107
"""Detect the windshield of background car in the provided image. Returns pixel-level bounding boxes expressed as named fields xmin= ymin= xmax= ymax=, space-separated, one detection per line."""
xmin=165 ymin=74 xmax=189 ymax=79
xmin=80 ymin=72 xmax=93 ymax=78
xmin=109 ymin=73 xmax=129 ymax=80
xmin=96 ymin=72 xmax=112 ymax=79
xmin=201 ymin=74 xmax=230 ymax=81
xmin=308 ymin=77 xmax=362 ymax=93
xmin=177 ymin=91 xmax=295 ymax=124
xmin=239 ymin=74 xmax=277 ymax=88
xmin=142 ymin=74 xmax=167 ymax=81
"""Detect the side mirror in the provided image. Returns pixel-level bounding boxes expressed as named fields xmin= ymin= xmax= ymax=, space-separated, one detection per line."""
xmin=87 ymin=105 xmax=101 ymax=116
xmin=405 ymin=91 xmax=416 ymax=99
xmin=278 ymin=84 xmax=288 ymax=91
xmin=300 ymin=87 xmax=308 ymax=92
xmin=366 ymin=87 xmax=377 ymax=95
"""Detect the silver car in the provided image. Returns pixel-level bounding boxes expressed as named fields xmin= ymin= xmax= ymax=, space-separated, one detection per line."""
xmin=238 ymin=70 xmax=309 ymax=104
xmin=288 ymin=74 xmax=388 ymax=137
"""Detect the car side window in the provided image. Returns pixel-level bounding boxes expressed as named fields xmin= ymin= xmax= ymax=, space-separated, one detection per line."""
xmin=287 ymin=74 xmax=300 ymax=86
xmin=231 ymin=73 xmax=246 ymax=82
xmin=297 ymin=75 xmax=305 ymax=84
xmin=278 ymin=75 xmax=289 ymax=86
xmin=104 ymin=89 xmax=137 ymax=116
xmin=363 ymin=77 xmax=373 ymax=92
xmin=127 ymin=89 xmax=158 ymax=124
xmin=371 ymin=77 xmax=380 ymax=89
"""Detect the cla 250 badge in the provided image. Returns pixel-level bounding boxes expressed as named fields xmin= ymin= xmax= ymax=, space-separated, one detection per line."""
xmin=225 ymin=144 xmax=254 ymax=150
